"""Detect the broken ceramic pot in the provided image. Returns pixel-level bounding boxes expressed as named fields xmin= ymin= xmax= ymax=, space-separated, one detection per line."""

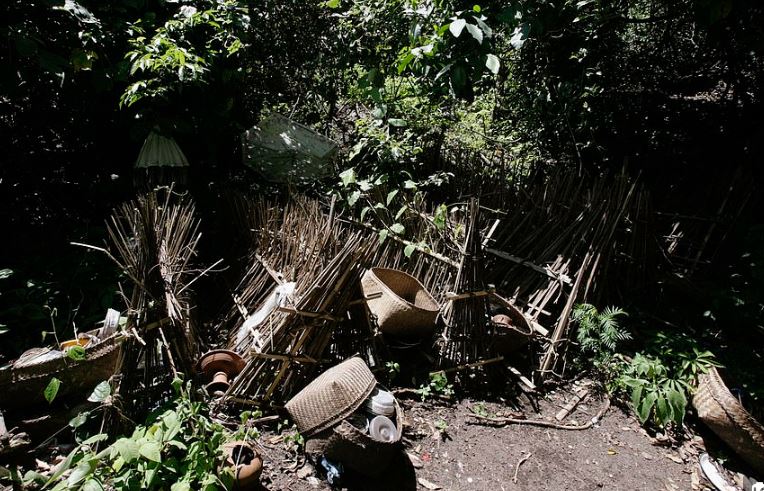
xmin=222 ymin=441 xmax=263 ymax=489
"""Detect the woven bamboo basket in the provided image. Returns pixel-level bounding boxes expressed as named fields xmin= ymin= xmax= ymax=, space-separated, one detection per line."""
xmin=361 ymin=268 xmax=439 ymax=338
xmin=286 ymin=357 xmax=377 ymax=437
xmin=0 ymin=334 xmax=122 ymax=410
xmin=693 ymin=367 xmax=764 ymax=474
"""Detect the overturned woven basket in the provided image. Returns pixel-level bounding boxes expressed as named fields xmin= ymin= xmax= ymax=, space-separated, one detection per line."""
xmin=693 ymin=367 xmax=764 ymax=474
xmin=286 ymin=357 xmax=376 ymax=437
xmin=361 ymin=268 xmax=439 ymax=338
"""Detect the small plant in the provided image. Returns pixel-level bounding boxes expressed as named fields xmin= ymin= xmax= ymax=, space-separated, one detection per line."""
xmin=471 ymin=402 xmax=489 ymax=418
xmin=612 ymin=335 xmax=721 ymax=430
xmin=417 ymin=371 xmax=454 ymax=401
xmin=385 ymin=361 xmax=400 ymax=380
xmin=41 ymin=379 xmax=248 ymax=490
xmin=572 ymin=303 xmax=630 ymax=363
xmin=616 ymin=353 xmax=688 ymax=428
xmin=282 ymin=426 xmax=305 ymax=450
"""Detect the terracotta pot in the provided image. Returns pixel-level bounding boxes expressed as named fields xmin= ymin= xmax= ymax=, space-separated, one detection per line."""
xmin=491 ymin=313 xmax=533 ymax=355
xmin=197 ymin=349 xmax=246 ymax=375
xmin=207 ymin=371 xmax=231 ymax=394
xmin=222 ymin=441 xmax=263 ymax=489
xmin=197 ymin=350 xmax=246 ymax=395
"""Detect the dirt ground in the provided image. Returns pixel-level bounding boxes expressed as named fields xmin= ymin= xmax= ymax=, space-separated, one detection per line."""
xmin=256 ymin=383 xmax=738 ymax=491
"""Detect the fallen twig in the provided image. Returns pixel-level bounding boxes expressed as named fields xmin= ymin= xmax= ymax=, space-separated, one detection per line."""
xmin=513 ymin=452 xmax=532 ymax=484
xmin=469 ymin=396 xmax=610 ymax=430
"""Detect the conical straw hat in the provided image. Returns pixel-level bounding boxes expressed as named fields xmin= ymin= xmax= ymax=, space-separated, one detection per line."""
xmin=286 ymin=357 xmax=376 ymax=437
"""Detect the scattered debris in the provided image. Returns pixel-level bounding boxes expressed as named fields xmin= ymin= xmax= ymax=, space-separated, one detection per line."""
xmin=699 ymin=453 xmax=736 ymax=491
xmin=555 ymin=389 xmax=590 ymax=422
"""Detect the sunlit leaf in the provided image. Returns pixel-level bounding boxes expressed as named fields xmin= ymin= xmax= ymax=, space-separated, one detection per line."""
xmin=66 ymin=345 xmax=87 ymax=361
xmin=485 ymin=54 xmax=500 ymax=74
xmin=449 ymin=19 xmax=466 ymax=38
xmin=44 ymin=377 xmax=61 ymax=404
xmin=465 ymin=23 xmax=483 ymax=43
xmin=88 ymin=381 xmax=111 ymax=403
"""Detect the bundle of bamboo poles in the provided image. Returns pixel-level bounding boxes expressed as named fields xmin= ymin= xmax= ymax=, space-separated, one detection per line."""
xmin=482 ymin=169 xmax=649 ymax=379
xmin=104 ymin=189 xmax=203 ymax=413
xmin=225 ymin=232 xmax=375 ymax=403
xmin=213 ymin=196 xmax=376 ymax=404
xmin=439 ymin=199 xmax=491 ymax=365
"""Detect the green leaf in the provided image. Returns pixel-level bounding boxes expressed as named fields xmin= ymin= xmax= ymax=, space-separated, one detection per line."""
xmin=388 ymin=118 xmax=407 ymax=127
xmin=82 ymin=433 xmax=108 ymax=445
xmin=69 ymin=411 xmax=90 ymax=428
xmin=139 ymin=440 xmax=162 ymax=463
xmin=404 ymin=244 xmax=416 ymax=258
xmin=386 ymin=190 xmax=399 ymax=206
xmin=434 ymin=204 xmax=448 ymax=230
xmin=67 ymin=460 xmax=96 ymax=487
xmin=630 ymin=383 xmax=644 ymax=411
xmin=324 ymin=0 xmax=340 ymax=8
xmin=404 ymin=180 xmax=417 ymax=190
xmin=339 ymin=168 xmax=356 ymax=186
xmin=667 ymin=388 xmax=687 ymax=425
xmin=637 ymin=391 xmax=658 ymax=424
xmin=0 ymin=269 xmax=12 ymax=279
xmin=474 ymin=16 xmax=493 ymax=37
xmin=113 ymin=438 xmax=140 ymax=463
xmin=66 ymin=345 xmax=87 ymax=361
xmin=371 ymin=104 xmax=387 ymax=120
xmin=485 ymin=54 xmax=500 ymax=74
xmin=378 ymin=229 xmax=389 ymax=244
xmin=171 ymin=482 xmax=192 ymax=491
xmin=44 ymin=377 xmax=61 ymax=404
xmin=347 ymin=190 xmax=361 ymax=206
xmin=390 ymin=223 xmax=405 ymax=235
xmin=0 ymin=325 xmax=7 ymax=335
xmin=449 ymin=19 xmax=466 ymax=38
xmin=465 ymin=23 xmax=483 ymax=43
xmin=360 ymin=206 xmax=371 ymax=222
xmin=88 ymin=381 xmax=111 ymax=403
xmin=81 ymin=479 xmax=104 ymax=491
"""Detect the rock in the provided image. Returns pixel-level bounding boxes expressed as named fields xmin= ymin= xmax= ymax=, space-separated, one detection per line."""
xmin=297 ymin=464 xmax=314 ymax=479
xmin=407 ymin=452 xmax=424 ymax=468
xmin=418 ymin=477 xmax=441 ymax=490
xmin=307 ymin=476 xmax=321 ymax=488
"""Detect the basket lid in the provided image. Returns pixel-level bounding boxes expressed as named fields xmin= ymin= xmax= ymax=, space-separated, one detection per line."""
xmin=286 ymin=357 xmax=377 ymax=437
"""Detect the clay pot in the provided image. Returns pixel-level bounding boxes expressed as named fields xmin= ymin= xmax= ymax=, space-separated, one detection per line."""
xmin=491 ymin=313 xmax=533 ymax=355
xmin=222 ymin=441 xmax=263 ymax=489
xmin=60 ymin=335 xmax=94 ymax=352
xmin=197 ymin=350 xmax=246 ymax=396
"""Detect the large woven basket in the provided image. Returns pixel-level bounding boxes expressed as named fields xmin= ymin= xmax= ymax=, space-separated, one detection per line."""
xmin=693 ymin=367 xmax=764 ymax=474
xmin=306 ymin=399 xmax=404 ymax=477
xmin=0 ymin=334 xmax=122 ymax=410
xmin=286 ymin=357 xmax=376 ymax=437
xmin=361 ymin=268 xmax=439 ymax=338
